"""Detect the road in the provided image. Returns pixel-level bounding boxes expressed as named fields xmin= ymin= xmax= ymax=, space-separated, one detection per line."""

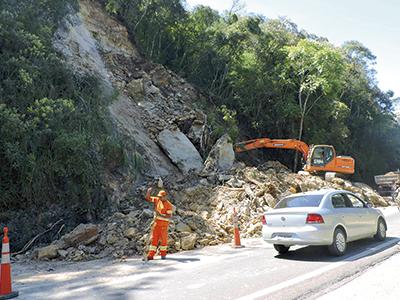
xmin=12 ymin=206 xmax=400 ymax=300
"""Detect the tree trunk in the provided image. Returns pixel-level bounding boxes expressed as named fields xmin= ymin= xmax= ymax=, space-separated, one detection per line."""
xmin=293 ymin=113 xmax=305 ymax=171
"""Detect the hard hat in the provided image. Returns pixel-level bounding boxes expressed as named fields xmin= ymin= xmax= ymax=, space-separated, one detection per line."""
xmin=158 ymin=190 xmax=167 ymax=197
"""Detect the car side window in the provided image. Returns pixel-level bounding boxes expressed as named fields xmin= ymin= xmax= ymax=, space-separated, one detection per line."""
xmin=346 ymin=194 xmax=364 ymax=208
xmin=331 ymin=194 xmax=346 ymax=208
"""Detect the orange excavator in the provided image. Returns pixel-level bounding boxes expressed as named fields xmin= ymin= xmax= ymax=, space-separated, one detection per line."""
xmin=235 ymin=138 xmax=355 ymax=175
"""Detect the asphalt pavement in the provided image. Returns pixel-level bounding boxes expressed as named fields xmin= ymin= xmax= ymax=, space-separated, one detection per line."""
xmin=318 ymin=252 xmax=400 ymax=300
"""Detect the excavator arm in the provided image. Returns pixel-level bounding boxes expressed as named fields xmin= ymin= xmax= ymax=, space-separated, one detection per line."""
xmin=234 ymin=138 xmax=310 ymax=161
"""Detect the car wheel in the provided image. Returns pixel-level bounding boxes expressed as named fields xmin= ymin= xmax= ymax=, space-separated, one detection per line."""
xmin=374 ymin=218 xmax=386 ymax=241
xmin=328 ymin=228 xmax=347 ymax=256
xmin=273 ymin=244 xmax=290 ymax=254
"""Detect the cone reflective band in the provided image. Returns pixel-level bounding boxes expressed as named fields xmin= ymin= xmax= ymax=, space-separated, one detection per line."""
xmin=0 ymin=227 xmax=19 ymax=299
xmin=1 ymin=243 xmax=10 ymax=264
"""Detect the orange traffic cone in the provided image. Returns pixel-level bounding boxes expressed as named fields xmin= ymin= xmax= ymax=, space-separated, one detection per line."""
xmin=0 ymin=227 xmax=18 ymax=299
xmin=232 ymin=208 xmax=244 ymax=248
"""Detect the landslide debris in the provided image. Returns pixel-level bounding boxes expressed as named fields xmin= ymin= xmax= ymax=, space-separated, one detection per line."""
xmin=24 ymin=1 xmax=389 ymax=262
xmin=31 ymin=160 xmax=388 ymax=261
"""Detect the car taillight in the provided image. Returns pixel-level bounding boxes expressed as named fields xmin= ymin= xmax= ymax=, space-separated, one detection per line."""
xmin=261 ymin=215 xmax=266 ymax=225
xmin=306 ymin=213 xmax=324 ymax=224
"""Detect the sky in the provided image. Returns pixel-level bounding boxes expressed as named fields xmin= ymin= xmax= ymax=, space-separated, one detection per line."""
xmin=185 ymin=0 xmax=400 ymax=100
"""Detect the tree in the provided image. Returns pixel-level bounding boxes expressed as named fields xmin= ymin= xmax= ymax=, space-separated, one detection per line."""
xmin=283 ymin=40 xmax=346 ymax=168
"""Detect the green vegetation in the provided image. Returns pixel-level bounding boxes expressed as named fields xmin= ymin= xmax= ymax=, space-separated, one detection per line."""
xmin=105 ymin=0 xmax=400 ymax=182
xmin=0 ymin=0 xmax=125 ymax=218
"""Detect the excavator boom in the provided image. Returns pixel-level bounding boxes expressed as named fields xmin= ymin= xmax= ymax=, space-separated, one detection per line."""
xmin=234 ymin=138 xmax=310 ymax=161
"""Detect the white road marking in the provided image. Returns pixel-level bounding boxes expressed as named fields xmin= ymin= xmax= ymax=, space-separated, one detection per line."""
xmin=236 ymin=238 xmax=400 ymax=300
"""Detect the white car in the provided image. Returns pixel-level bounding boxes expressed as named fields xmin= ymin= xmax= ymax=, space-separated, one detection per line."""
xmin=262 ymin=189 xmax=387 ymax=256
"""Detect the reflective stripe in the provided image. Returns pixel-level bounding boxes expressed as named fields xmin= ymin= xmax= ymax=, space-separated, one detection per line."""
xmin=156 ymin=212 xmax=169 ymax=217
xmin=1 ymin=253 xmax=10 ymax=264
xmin=166 ymin=210 xmax=173 ymax=214
xmin=149 ymin=245 xmax=157 ymax=251
xmin=2 ymin=243 xmax=10 ymax=253
xmin=159 ymin=246 xmax=168 ymax=250
xmin=156 ymin=216 xmax=170 ymax=222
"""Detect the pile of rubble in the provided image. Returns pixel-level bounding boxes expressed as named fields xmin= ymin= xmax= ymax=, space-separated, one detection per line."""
xmin=28 ymin=0 xmax=390 ymax=262
xmin=32 ymin=159 xmax=389 ymax=261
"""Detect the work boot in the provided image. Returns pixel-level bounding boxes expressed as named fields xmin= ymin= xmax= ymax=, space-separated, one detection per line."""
xmin=161 ymin=256 xmax=166 ymax=260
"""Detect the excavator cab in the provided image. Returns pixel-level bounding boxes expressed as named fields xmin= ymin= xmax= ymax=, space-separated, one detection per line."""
xmin=308 ymin=145 xmax=335 ymax=167
xmin=305 ymin=145 xmax=355 ymax=175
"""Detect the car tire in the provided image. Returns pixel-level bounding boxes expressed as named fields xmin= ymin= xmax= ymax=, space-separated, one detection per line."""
xmin=328 ymin=228 xmax=347 ymax=256
xmin=374 ymin=218 xmax=386 ymax=241
xmin=273 ymin=244 xmax=290 ymax=254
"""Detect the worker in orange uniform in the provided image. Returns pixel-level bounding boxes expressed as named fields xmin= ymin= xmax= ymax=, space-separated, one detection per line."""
xmin=145 ymin=187 xmax=174 ymax=260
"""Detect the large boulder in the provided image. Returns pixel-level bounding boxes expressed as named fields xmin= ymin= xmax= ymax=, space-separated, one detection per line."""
xmin=59 ymin=224 xmax=99 ymax=249
xmin=180 ymin=233 xmax=198 ymax=250
xmin=37 ymin=244 xmax=59 ymax=260
xmin=202 ymin=134 xmax=235 ymax=173
xmin=126 ymin=79 xmax=144 ymax=100
xmin=158 ymin=129 xmax=203 ymax=174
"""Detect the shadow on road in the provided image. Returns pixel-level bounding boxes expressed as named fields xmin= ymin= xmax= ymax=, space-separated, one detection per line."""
xmin=274 ymin=237 xmax=400 ymax=262
xmin=14 ymin=255 xmax=185 ymax=300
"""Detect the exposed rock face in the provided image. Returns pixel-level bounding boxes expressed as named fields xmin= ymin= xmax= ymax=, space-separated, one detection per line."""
xmin=203 ymin=134 xmax=235 ymax=173
xmin=158 ymin=129 xmax=204 ymax=174
xmin=53 ymin=8 xmax=111 ymax=82
xmin=109 ymin=96 xmax=179 ymax=177
xmin=54 ymin=0 xmax=208 ymax=179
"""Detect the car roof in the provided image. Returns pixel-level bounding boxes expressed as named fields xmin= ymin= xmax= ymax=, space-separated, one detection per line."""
xmin=287 ymin=189 xmax=351 ymax=198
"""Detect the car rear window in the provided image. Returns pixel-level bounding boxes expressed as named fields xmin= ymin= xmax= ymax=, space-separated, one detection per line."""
xmin=275 ymin=195 xmax=323 ymax=208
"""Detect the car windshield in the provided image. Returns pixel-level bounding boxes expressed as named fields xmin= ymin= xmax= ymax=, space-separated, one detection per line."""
xmin=275 ymin=195 xmax=323 ymax=208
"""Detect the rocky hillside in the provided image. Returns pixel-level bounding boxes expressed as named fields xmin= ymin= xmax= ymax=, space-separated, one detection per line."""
xmin=25 ymin=0 xmax=390 ymax=262
xmin=55 ymin=0 xmax=210 ymax=179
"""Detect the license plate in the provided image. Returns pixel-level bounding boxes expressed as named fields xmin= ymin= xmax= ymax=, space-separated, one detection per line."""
xmin=275 ymin=233 xmax=292 ymax=238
